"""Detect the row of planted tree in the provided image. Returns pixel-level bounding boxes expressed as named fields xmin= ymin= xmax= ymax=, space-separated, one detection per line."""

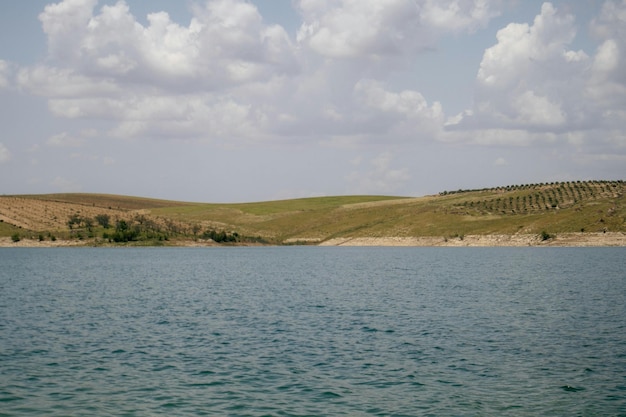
xmin=440 ymin=180 xmax=624 ymax=197
xmin=449 ymin=180 xmax=623 ymax=215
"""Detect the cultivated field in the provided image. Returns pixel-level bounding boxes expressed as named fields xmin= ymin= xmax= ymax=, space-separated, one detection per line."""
xmin=1 ymin=181 xmax=624 ymax=246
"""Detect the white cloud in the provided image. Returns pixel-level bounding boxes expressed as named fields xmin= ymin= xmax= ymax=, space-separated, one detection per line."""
xmin=448 ymin=0 xmax=626 ymax=153
xmin=14 ymin=0 xmax=304 ymax=144
xmin=420 ymin=0 xmax=499 ymax=32
xmin=476 ymin=3 xmax=579 ymax=88
xmin=354 ymin=79 xmax=444 ymax=140
xmin=102 ymin=156 xmax=116 ymax=166
xmin=17 ymin=66 xmax=121 ymax=98
xmin=296 ymin=0 xmax=500 ymax=59
xmin=46 ymin=132 xmax=85 ymax=147
xmin=494 ymin=157 xmax=507 ymax=166
xmin=512 ymin=90 xmax=565 ymax=127
xmin=0 ymin=143 xmax=11 ymax=163
xmin=587 ymin=1 xmax=626 ymax=109
xmin=0 ymin=60 xmax=12 ymax=89
xmin=10 ymin=0 xmax=626 ymax=163
xmin=590 ymin=0 xmax=626 ymax=40
xmin=39 ymin=0 xmax=98 ymax=61
xmin=37 ymin=0 xmax=298 ymax=88
xmin=51 ymin=176 xmax=82 ymax=192
xmin=346 ymin=152 xmax=410 ymax=194
xmin=470 ymin=2 xmax=582 ymax=129
xmin=13 ymin=0 xmax=495 ymax=148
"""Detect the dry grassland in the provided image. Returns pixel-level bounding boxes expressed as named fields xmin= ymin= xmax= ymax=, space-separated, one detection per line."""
xmin=1 ymin=181 xmax=624 ymax=246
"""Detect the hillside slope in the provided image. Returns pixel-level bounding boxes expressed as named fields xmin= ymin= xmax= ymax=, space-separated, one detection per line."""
xmin=1 ymin=181 xmax=624 ymax=246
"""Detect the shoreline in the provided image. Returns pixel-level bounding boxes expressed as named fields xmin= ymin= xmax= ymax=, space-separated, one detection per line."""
xmin=1 ymin=232 xmax=625 ymax=248
xmin=318 ymin=232 xmax=626 ymax=247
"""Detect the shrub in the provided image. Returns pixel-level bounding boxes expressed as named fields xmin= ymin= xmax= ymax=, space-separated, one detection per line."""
xmin=95 ymin=214 xmax=111 ymax=229
xmin=201 ymin=229 xmax=239 ymax=243
xmin=11 ymin=233 xmax=20 ymax=242
xmin=540 ymin=231 xmax=555 ymax=241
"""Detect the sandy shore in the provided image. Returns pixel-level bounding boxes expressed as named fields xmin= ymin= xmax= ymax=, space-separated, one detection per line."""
xmin=318 ymin=232 xmax=626 ymax=247
xmin=1 ymin=232 xmax=625 ymax=247
xmin=0 ymin=237 xmax=89 ymax=247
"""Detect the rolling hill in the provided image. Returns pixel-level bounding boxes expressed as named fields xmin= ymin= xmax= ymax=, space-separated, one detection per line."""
xmin=1 ymin=180 xmax=624 ymax=246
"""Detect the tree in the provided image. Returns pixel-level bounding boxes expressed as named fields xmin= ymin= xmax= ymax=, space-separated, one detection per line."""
xmin=95 ymin=214 xmax=111 ymax=229
xmin=191 ymin=224 xmax=202 ymax=240
xmin=116 ymin=220 xmax=129 ymax=232
xmin=67 ymin=213 xmax=82 ymax=230
xmin=84 ymin=217 xmax=94 ymax=232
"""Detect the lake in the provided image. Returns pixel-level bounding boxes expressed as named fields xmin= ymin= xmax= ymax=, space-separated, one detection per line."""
xmin=1 ymin=247 xmax=625 ymax=416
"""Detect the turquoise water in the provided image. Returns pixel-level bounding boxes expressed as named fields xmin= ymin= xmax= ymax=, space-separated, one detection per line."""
xmin=1 ymin=247 xmax=625 ymax=416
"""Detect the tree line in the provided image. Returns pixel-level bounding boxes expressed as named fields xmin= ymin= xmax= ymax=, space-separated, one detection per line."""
xmin=66 ymin=212 xmax=242 ymax=243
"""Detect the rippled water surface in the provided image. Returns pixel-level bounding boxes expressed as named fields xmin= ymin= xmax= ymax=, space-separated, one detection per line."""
xmin=1 ymin=247 xmax=625 ymax=416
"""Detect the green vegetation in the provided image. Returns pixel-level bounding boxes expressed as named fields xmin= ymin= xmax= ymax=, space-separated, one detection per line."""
xmin=95 ymin=214 xmax=111 ymax=229
xmin=0 ymin=180 xmax=624 ymax=245
xmin=200 ymin=229 xmax=239 ymax=243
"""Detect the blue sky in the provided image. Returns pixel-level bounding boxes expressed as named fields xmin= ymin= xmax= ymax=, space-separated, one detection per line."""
xmin=0 ymin=0 xmax=624 ymax=202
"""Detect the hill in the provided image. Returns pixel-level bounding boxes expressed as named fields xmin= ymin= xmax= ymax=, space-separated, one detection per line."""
xmin=1 ymin=180 xmax=625 ymax=246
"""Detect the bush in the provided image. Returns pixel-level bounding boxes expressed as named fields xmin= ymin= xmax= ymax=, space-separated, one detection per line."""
xmin=95 ymin=214 xmax=111 ymax=229
xmin=540 ymin=231 xmax=555 ymax=241
xmin=11 ymin=233 xmax=20 ymax=242
xmin=201 ymin=229 xmax=239 ymax=243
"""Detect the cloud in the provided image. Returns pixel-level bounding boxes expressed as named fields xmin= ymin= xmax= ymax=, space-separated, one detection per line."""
xmin=447 ymin=1 xmax=626 ymax=152
xmin=588 ymin=1 xmax=626 ymax=110
xmin=102 ymin=156 xmax=116 ymax=166
xmin=17 ymin=66 xmax=121 ymax=98
xmin=51 ymin=176 xmax=82 ymax=192
xmin=296 ymin=0 xmax=500 ymax=59
xmin=469 ymin=2 xmax=582 ymax=130
xmin=494 ymin=157 xmax=507 ymax=166
xmin=46 ymin=132 xmax=86 ymax=147
xmin=12 ymin=0 xmax=626 ymax=160
xmin=0 ymin=60 xmax=12 ymax=89
xmin=346 ymin=152 xmax=410 ymax=194
xmin=0 ymin=143 xmax=11 ymax=163
xmin=37 ymin=0 xmax=298 ymax=88
xmin=353 ymin=79 xmax=444 ymax=140
xmin=13 ymin=0 xmax=303 ymax=143
xmin=15 ymin=0 xmax=496 ymax=147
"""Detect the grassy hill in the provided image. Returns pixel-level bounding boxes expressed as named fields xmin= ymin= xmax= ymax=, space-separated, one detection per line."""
xmin=1 ymin=180 xmax=624 ymax=245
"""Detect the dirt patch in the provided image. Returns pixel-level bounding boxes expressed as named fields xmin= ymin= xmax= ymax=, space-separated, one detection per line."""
xmin=0 ymin=196 xmax=126 ymax=231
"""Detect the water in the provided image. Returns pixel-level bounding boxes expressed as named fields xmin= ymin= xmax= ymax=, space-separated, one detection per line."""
xmin=1 ymin=247 xmax=625 ymax=416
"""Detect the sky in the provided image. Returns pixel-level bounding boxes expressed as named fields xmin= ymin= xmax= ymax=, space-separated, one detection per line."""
xmin=0 ymin=0 xmax=625 ymax=203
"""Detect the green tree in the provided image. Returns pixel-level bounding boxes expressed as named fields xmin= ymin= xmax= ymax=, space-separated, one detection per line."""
xmin=116 ymin=220 xmax=129 ymax=232
xmin=95 ymin=214 xmax=111 ymax=229
xmin=67 ymin=213 xmax=82 ymax=230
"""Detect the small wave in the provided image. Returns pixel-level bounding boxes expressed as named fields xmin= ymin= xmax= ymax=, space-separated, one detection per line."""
xmin=319 ymin=391 xmax=342 ymax=399
xmin=561 ymin=385 xmax=585 ymax=392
